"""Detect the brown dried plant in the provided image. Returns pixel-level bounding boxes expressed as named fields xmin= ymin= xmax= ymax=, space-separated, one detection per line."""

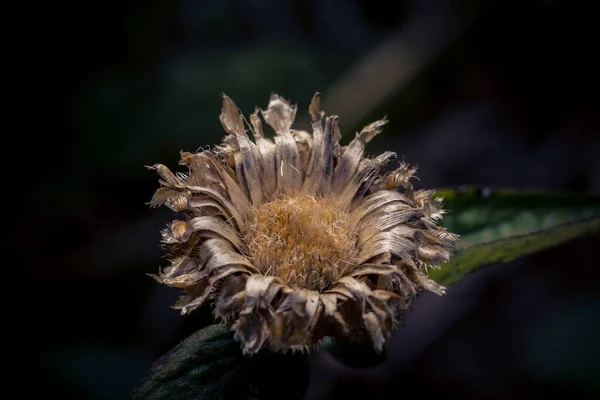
xmin=148 ymin=93 xmax=458 ymax=354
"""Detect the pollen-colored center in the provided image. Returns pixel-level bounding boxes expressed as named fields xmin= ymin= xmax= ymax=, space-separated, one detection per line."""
xmin=244 ymin=194 xmax=358 ymax=291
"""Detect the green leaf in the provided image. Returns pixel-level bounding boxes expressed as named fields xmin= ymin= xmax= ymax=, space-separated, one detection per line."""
xmin=133 ymin=324 xmax=311 ymax=400
xmin=132 ymin=324 xmax=245 ymax=400
xmin=429 ymin=187 xmax=600 ymax=286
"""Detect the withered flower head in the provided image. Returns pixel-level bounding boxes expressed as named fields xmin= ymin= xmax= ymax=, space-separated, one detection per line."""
xmin=148 ymin=94 xmax=458 ymax=354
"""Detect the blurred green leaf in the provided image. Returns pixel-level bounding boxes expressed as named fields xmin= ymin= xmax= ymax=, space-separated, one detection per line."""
xmin=133 ymin=324 xmax=245 ymax=400
xmin=430 ymin=187 xmax=600 ymax=286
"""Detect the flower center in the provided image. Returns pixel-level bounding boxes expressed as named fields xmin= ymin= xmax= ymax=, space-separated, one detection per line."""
xmin=244 ymin=194 xmax=358 ymax=291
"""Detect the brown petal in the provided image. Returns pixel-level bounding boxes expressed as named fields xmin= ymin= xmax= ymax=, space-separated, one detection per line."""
xmin=234 ymin=132 xmax=264 ymax=205
xmin=147 ymin=164 xmax=186 ymax=188
xmin=161 ymin=220 xmax=192 ymax=244
xmin=195 ymin=237 xmax=235 ymax=266
xmin=159 ymin=237 xmax=253 ymax=289
xmin=201 ymin=152 xmax=251 ymax=215
xmin=350 ymin=190 xmax=413 ymax=224
xmin=251 ymin=109 xmax=278 ymax=198
xmin=331 ymin=118 xmax=387 ymax=194
xmin=220 ymin=95 xmax=245 ymax=135
xmin=415 ymin=243 xmax=451 ymax=268
xmin=234 ymin=275 xmax=286 ymax=354
xmin=376 ymin=162 xmax=418 ymax=191
xmin=357 ymin=207 xmax=420 ymax=245
xmin=398 ymin=263 xmax=446 ymax=296
xmin=182 ymin=216 xmax=243 ymax=250
xmin=338 ymin=151 xmax=397 ymax=210
xmin=274 ymin=133 xmax=303 ymax=193
xmin=261 ymin=94 xmax=297 ymax=134
xmin=327 ymin=276 xmax=372 ymax=310
xmin=292 ymin=129 xmax=313 ymax=174
xmin=320 ymin=293 xmax=348 ymax=332
xmin=175 ymin=282 xmax=213 ymax=314
xmin=187 ymin=197 xmax=236 ymax=226
xmin=350 ymin=263 xmax=401 ymax=278
xmin=214 ymin=274 xmax=248 ymax=319
xmin=150 ymin=255 xmax=197 ymax=287
xmin=308 ymin=92 xmax=323 ymax=122
xmin=372 ymin=289 xmax=402 ymax=310
xmin=363 ymin=311 xmax=386 ymax=352
xmin=175 ymin=266 xmax=252 ymax=315
xmin=357 ymin=118 xmax=388 ymax=143
xmin=272 ymin=289 xmax=321 ymax=347
xmin=302 ymin=116 xmax=338 ymax=196
xmin=358 ymin=229 xmax=416 ymax=267
xmin=414 ymin=190 xmax=447 ymax=220
xmin=250 ymin=108 xmax=265 ymax=139
xmin=203 ymin=247 xmax=257 ymax=274
xmin=179 ymin=151 xmax=224 ymax=188
xmin=186 ymin=187 xmax=244 ymax=229
xmin=177 ymin=267 xmax=247 ymax=315
xmin=149 ymin=187 xmax=191 ymax=212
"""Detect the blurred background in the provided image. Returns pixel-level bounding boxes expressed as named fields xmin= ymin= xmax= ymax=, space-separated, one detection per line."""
xmin=25 ymin=0 xmax=599 ymax=398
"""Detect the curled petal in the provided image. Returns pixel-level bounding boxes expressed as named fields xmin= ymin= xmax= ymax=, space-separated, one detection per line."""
xmin=149 ymin=187 xmax=190 ymax=212
xmin=201 ymin=152 xmax=251 ymax=215
xmin=332 ymin=118 xmax=387 ymax=195
xmin=376 ymin=162 xmax=418 ymax=191
xmin=308 ymin=92 xmax=323 ymax=122
xmin=292 ymin=129 xmax=313 ymax=174
xmin=186 ymin=187 xmax=245 ymax=229
xmin=357 ymin=207 xmax=420 ymax=245
xmin=214 ymin=274 xmax=248 ymax=319
xmin=338 ymin=151 xmax=397 ymax=210
xmin=150 ymin=255 xmax=197 ymax=288
xmin=271 ymin=289 xmax=321 ymax=349
xmin=161 ymin=220 xmax=191 ymax=244
xmin=220 ymin=95 xmax=245 ymax=135
xmin=398 ymin=263 xmax=446 ymax=296
xmin=261 ymin=94 xmax=297 ymax=134
xmin=182 ymin=216 xmax=243 ymax=250
xmin=188 ymin=197 xmax=235 ymax=224
xmin=327 ymin=276 xmax=372 ymax=309
xmin=147 ymin=164 xmax=186 ymax=188
xmin=179 ymin=151 xmax=224 ymax=188
xmin=358 ymin=228 xmax=416 ymax=267
xmin=351 ymin=190 xmax=413 ymax=224
xmin=414 ymin=190 xmax=447 ymax=220
xmin=234 ymin=275 xmax=287 ymax=354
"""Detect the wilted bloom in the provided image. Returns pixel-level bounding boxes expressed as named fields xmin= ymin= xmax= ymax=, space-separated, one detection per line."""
xmin=148 ymin=93 xmax=458 ymax=354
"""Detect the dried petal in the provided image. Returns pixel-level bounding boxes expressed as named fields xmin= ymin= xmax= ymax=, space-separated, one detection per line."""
xmin=261 ymin=94 xmax=297 ymax=134
xmin=274 ymin=133 xmax=303 ymax=193
xmin=220 ymin=95 xmax=245 ymax=135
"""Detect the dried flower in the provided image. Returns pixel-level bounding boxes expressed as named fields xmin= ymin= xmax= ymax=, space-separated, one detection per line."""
xmin=148 ymin=93 xmax=458 ymax=354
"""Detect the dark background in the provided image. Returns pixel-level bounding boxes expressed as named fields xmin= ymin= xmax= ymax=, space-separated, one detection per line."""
xmin=24 ymin=0 xmax=599 ymax=398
